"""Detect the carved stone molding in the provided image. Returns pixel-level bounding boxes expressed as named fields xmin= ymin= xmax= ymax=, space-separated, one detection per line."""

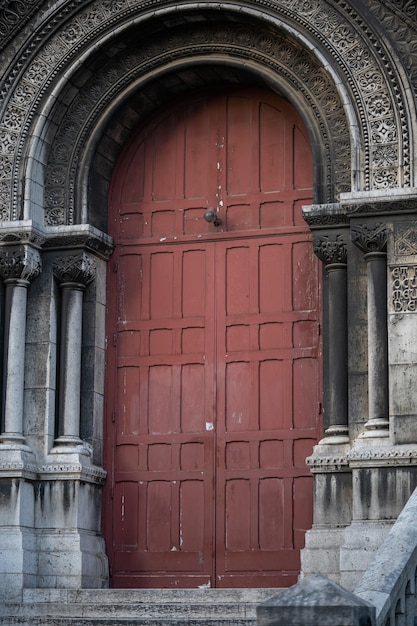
xmin=0 ymin=460 xmax=106 ymax=484
xmin=343 ymin=196 xmax=417 ymax=216
xmin=348 ymin=446 xmax=417 ymax=468
xmin=306 ymin=454 xmax=350 ymax=473
xmin=302 ymin=203 xmax=348 ymax=228
xmin=43 ymin=22 xmax=350 ymax=225
xmin=351 ymin=223 xmax=388 ymax=254
xmin=0 ymin=0 xmax=411 ymax=222
xmin=38 ymin=463 xmax=107 ymax=485
xmin=0 ymin=245 xmax=41 ymax=282
xmin=53 ymin=252 xmax=96 ymax=286
xmin=313 ymin=233 xmax=348 ymax=265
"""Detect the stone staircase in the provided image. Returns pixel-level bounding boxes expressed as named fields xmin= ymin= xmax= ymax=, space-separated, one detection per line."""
xmin=0 ymin=588 xmax=277 ymax=626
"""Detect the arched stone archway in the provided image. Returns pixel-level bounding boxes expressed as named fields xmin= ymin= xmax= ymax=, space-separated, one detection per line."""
xmin=1 ymin=0 xmax=417 ymax=600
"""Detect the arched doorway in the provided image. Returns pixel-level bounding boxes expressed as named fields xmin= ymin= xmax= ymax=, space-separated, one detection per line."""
xmin=104 ymin=87 xmax=321 ymax=588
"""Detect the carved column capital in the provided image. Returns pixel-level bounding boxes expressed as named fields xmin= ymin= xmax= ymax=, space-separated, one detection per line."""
xmin=53 ymin=252 xmax=96 ymax=286
xmin=313 ymin=234 xmax=347 ymax=266
xmin=351 ymin=223 xmax=387 ymax=255
xmin=0 ymin=245 xmax=41 ymax=283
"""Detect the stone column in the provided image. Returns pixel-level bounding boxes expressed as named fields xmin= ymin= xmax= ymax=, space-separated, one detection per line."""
xmin=0 ymin=245 xmax=41 ymax=447
xmin=52 ymin=253 xmax=95 ymax=452
xmin=351 ymin=223 xmax=388 ymax=437
xmin=313 ymin=233 xmax=349 ymax=444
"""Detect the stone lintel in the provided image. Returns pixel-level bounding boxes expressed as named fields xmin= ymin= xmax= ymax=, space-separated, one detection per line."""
xmin=257 ymin=574 xmax=375 ymax=626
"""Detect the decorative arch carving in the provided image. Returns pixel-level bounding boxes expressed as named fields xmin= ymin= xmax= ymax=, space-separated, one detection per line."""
xmin=0 ymin=0 xmax=413 ymax=225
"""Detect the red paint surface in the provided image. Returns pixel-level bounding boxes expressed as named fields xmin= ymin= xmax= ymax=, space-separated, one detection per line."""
xmin=104 ymin=88 xmax=321 ymax=588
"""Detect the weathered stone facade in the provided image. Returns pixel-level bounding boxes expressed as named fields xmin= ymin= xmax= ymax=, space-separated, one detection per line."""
xmin=1 ymin=0 xmax=417 ymax=600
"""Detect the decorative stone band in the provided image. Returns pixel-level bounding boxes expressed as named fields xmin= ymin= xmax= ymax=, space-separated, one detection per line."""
xmin=347 ymin=446 xmax=417 ymax=468
xmin=351 ymin=222 xmax=387 ymax=254
xmin=342 ymin=194 xmax=417 ymax=216
xmin=306 ymin=453 xmax=350 ymax=473
xmin=302 ymin=203 xmax=348 ymax=228
xmin=53 ymin=251 xmax=96 ymax=286
xmin=313 ymin=233 xmax=348 ymax=265
xmin=0 ymin=244 xmax=41 ymax=282
xmin=0 ymin=460 xmax=107 ymax=484
xmin=307 ymin=446 xmax=417 ymax=472
xmin=0 ymin=460 xmax=38 ymax=480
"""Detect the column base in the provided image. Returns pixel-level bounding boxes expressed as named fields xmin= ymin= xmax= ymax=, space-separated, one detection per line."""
xmin=358 ymin=417 xmax=389 ymax=439
xmin=51 ymin=436 xmax=92 ymax=456
xmin=319 ymin=423 xmax=349 ymax=445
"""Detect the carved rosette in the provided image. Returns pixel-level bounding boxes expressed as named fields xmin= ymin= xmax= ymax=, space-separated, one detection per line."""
xmin=351 ymin=223 xmax=387 ymax=254
xmin=0 ymin=245 xmax=41 ymax=282
xmin=53 ymin=253 xmax=96 ymax=286
xmin=313 ymin=233 xmax=348 ymax=265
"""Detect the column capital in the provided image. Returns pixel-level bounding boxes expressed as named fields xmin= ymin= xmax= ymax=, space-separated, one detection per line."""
xmin=351 ymin=222 xmax=387 ymax=255
xmin=313 ymin=233 xmax=347 ymax=265
xmin=53 ymin=252 xmax=96 ymax=286
xmin=0 ymin=245 xmax=41 ymax=283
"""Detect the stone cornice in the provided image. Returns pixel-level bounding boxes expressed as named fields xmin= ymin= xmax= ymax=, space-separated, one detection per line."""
xmin=302 ymin=203 xmax=349 ymax=228
xmin=341 ymin=190 xmax=417 ymax=216
xmin=42 ymin=224 xmax=113 ymax=259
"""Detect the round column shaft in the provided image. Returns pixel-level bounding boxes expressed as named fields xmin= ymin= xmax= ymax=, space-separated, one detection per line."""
xmin=0 ymin=280 xmax=29 ymax=444
xmin=56 ymin=283 xmax=84 ymax=444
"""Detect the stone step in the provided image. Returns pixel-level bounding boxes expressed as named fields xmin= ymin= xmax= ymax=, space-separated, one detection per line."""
xmin=0 ymin=588 xmax=277 ymax=626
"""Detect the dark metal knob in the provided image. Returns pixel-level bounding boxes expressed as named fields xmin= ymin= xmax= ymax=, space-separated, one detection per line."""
xmin=204 ymin=210 xmax=221 ymax=226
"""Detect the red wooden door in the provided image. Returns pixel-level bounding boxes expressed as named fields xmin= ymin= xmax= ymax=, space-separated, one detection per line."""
xmin=104 ymin=88 xmax=321 ymax=588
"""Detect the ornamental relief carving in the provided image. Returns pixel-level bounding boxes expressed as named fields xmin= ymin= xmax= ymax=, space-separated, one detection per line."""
xmin=394 ymin=222 xmax=417 ymax=256
xmin=0 ymin=245 xmax=41 ymax=282
xmin=53 ymin=253 xmax=96 ymax=285
xmin=351 ymin=223 xmax=387 ymax=254
xmin=44 ymin=24 xmax=350 ymax=225
xmin=313 ymin=233 xmax=348 ymax=265
xmin=0 ymin=0 xmax=410 ymax=222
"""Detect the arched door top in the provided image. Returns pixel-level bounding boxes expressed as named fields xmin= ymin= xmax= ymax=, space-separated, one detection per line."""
xmin=0 ymin=1 xmax=413 ymax=226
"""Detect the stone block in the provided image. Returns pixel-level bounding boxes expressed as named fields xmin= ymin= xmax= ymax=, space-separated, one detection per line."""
xmin=257 ymin=575 xmax=375 ymax=626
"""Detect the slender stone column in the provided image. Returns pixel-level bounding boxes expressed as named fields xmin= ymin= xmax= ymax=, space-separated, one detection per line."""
xmin=314 ymin=233 xmax=349 ymax=443
xmin=0 ymin=246 xmax=41 ymax=447
xmin=351 ymin=223 xmax=389 ymax=437
xmin=53 ymin=253 xmax=95 ymax=451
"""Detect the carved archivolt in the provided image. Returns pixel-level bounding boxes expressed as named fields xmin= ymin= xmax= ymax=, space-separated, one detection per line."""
xmin=0 ymin=0 xmax=413 ymax=225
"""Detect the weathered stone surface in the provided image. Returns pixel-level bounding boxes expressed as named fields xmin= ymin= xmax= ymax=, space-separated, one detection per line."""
xmin=257 ymin=575 xmax=375 ymax=626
